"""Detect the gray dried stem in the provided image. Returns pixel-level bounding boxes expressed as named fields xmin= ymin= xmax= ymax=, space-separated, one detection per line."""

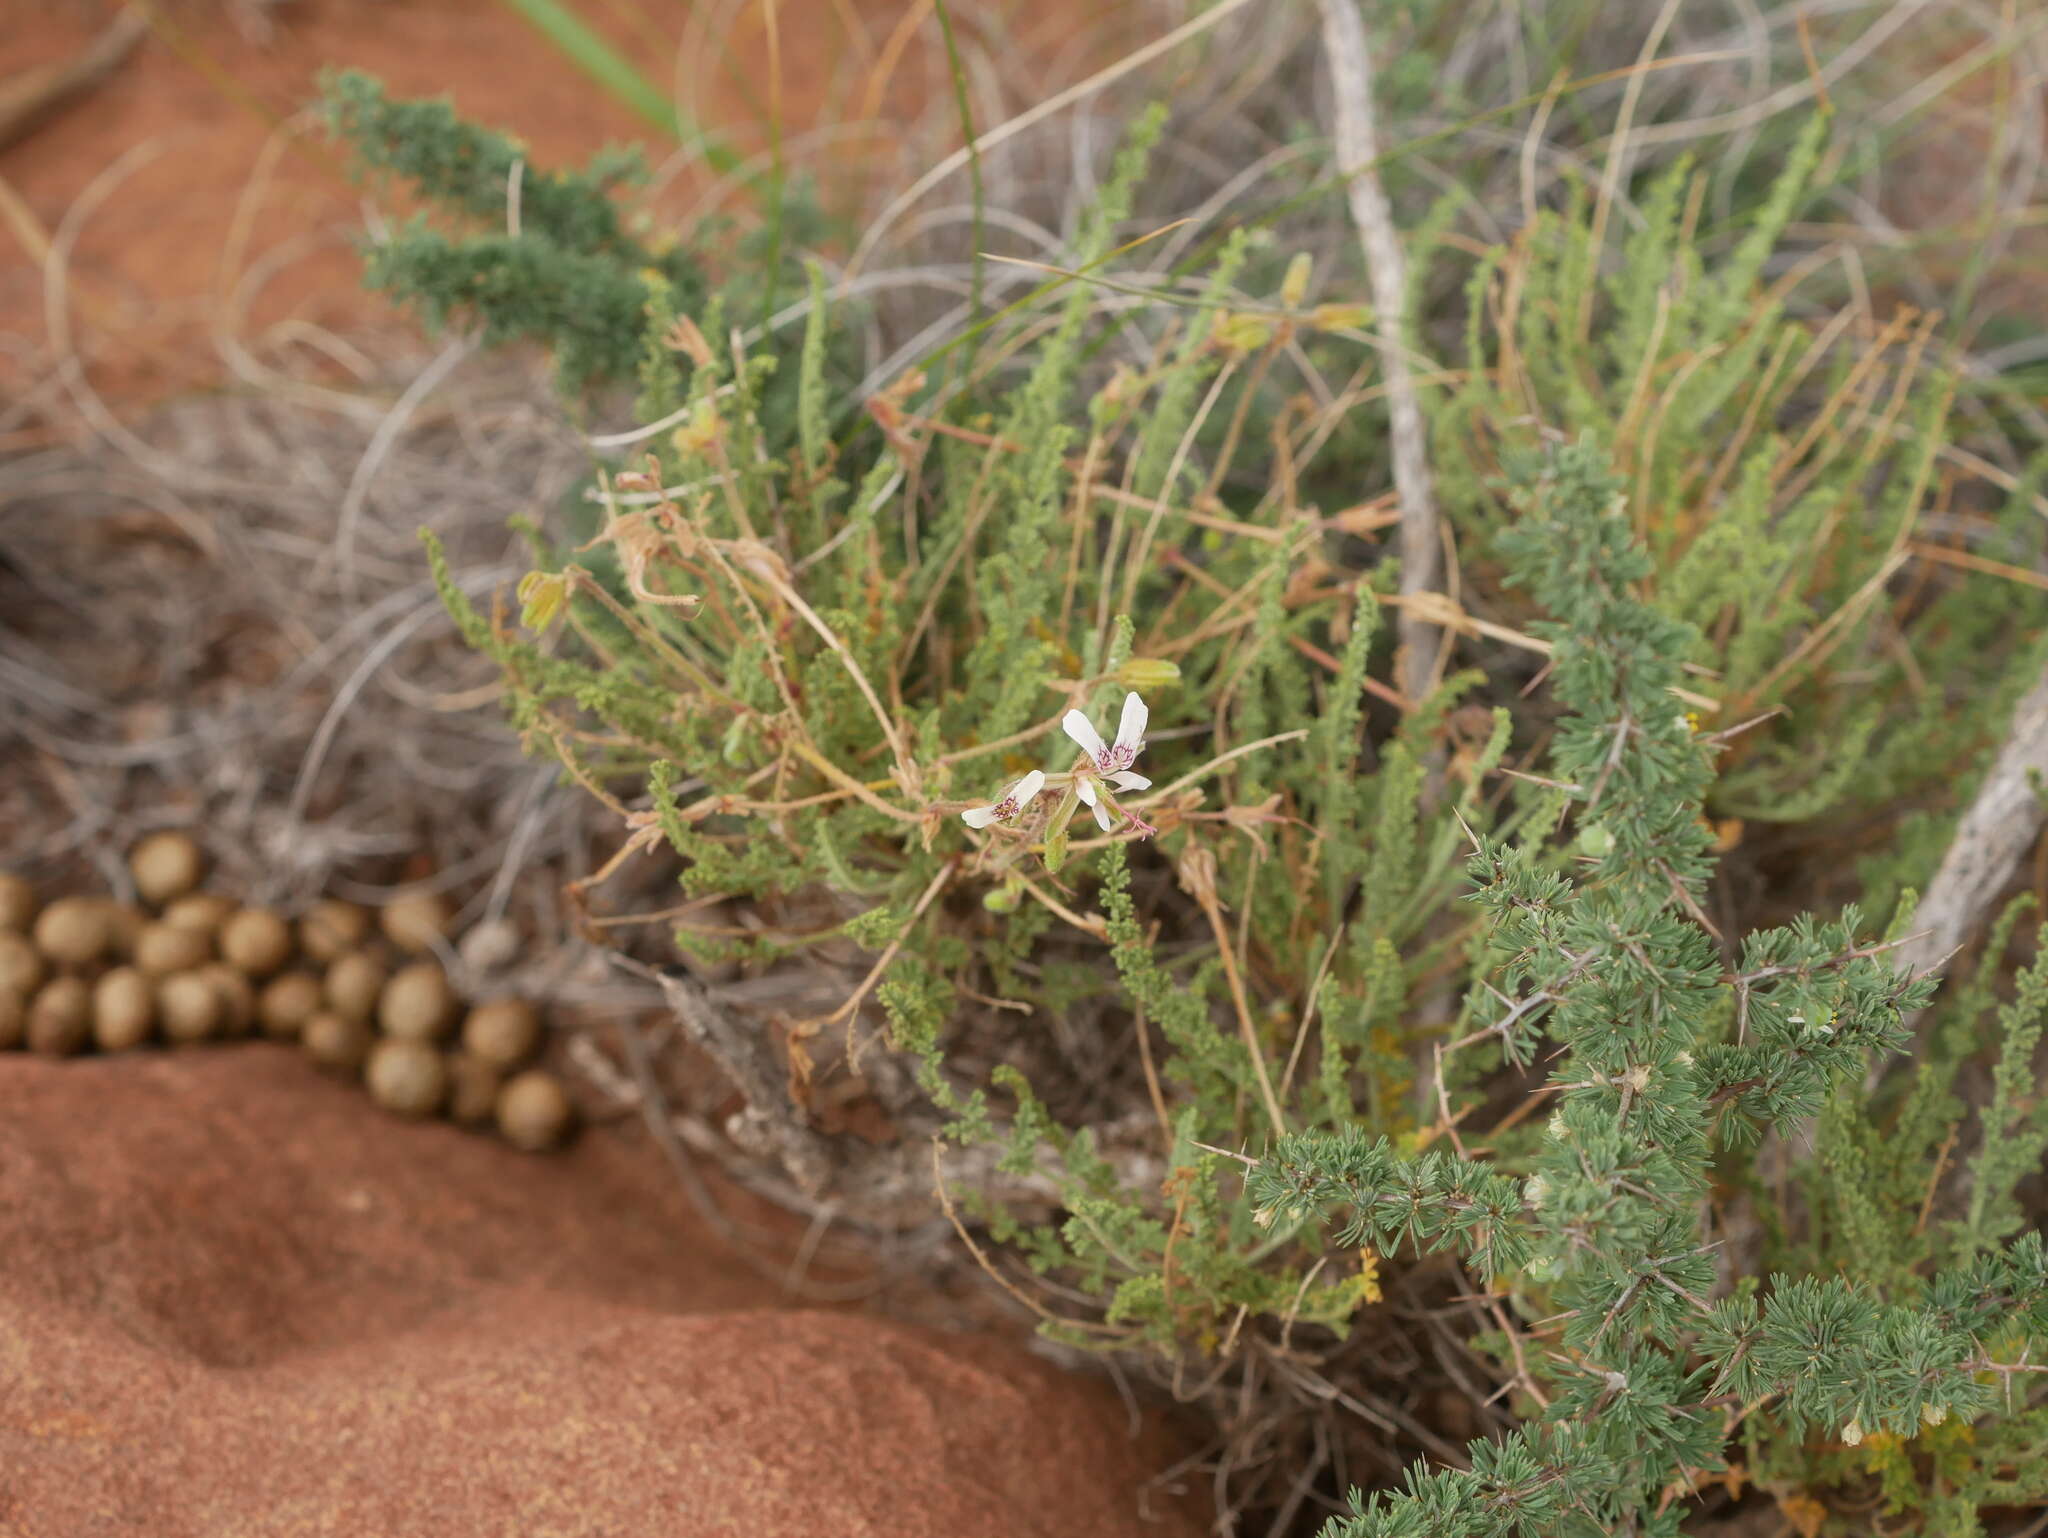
xmin=1894 ymin=652 xmax=2048 ymax=1055
xmin=1317 ymin=0 xmax=1442 ymax=709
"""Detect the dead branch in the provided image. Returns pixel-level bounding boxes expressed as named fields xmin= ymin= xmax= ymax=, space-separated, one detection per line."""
xmin=1318 ymin=0 xmax=1443 ymax=708
xmin=1895 ymin=657 xmax=2048 ymax=1052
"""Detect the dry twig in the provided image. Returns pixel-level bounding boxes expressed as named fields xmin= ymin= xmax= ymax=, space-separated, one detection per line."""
xmin=1318 ymin=0 xmax=1443 ymax=707
xmin=1894 ymin=656 xmax=2048 ymax=1053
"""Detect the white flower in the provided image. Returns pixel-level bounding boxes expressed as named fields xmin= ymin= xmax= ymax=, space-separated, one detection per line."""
xmin=960 ymin=770 xmax=1046 ymax=829
xmin=1072 ymin=777 xmax=1118 ymax=831
xmin=1063 ymin=691 xmax=1152 ymax=781
xmin=1062 ymin=692 xmax=1154 ymax=831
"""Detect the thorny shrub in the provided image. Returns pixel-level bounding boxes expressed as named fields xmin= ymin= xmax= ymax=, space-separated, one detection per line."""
xmin=330 ymin=65 xmax=2048 ymax=1538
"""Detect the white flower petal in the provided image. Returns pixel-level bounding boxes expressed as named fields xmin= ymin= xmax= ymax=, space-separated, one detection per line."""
xmin=1090 ymin=797 xmax=1115 ymax=831
xmin=1108 ymin=771 xmax=1151 ymax=792
xmin=1073 ymin=777 xmax=1099 ymax=806
xmin=1115 ymin=692 xmax=1148 ymax=756
xmin=961 ymin=805 xmax=999 ymax=828
xmin=1009 ymin=769 xmax=1046 ymax=804
xmin=1062 ymin=708 xmax=1108 ymax=764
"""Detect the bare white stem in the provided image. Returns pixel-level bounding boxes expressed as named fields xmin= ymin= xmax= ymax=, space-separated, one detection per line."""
xmin=1319 ymin=0 xmax=1443 ymax=708
xmin=1895 ymin=658 xmax=2048 ymax=1053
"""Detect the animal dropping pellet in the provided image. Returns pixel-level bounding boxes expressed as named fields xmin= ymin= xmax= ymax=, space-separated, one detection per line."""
xmin=444 ymin=1053 xmax=501 ymax=1127
xmin=0 ymin=989 xmax=25 ymax=1050
xmin=162 ymin=893 xmax=236 ymax=933
xmin=461 ymin=997 xmax=541 ymax=1069
xmin=100 ymin=901 xmax=147 ymax=959
xmin=496 ymin=1070 xmax=576 ymax=1152
xmin=27 ymin=977 xmax=92 ymax=1056
xmin=298 ymin=899 xmax=370 ymax=964
xmin=33 ymin=897 xmax=109 ymax=968
xmin=364 ymin=1038 xmax=448 ymax=1119
xmin=379 ymin=890 xmax=453 ymax=956
xmin=0 ymin=931 xmax=47 ymax=996
xmin=323 ymin=952 xmax=387 ymax=1024
xmin=257 ymin=972 xmax=324 ymax=1040
xmin=302 ymin=1011 xmax=371 ymax=1073
xmin=0 ymin=873 xmax=36 ymax=934
xmin=92 ymin=967 xmax=155 ymax=1052
xmin=201 ymin=963 xmax=256 ymax=1037
xmin=219 ymin=907 xmax=293 ymax=977
xmin=378 ymin=961 xmax=457 ymax=1042
xmin=158 ymin=972 xmax=223 ymax=1043
xmin=133 ymin=921 xmax=212 ymax=978
xmin=128 ymin=832 xmax=205 ymax=907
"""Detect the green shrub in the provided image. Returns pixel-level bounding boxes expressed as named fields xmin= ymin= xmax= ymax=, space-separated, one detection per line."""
xmin=332 ymin=70 xmax=2048 ymax=1537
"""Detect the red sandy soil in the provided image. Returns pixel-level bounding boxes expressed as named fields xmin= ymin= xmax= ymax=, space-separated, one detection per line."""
xmin=0 ymin=0 xmax=1145 ymax=430
xmin=0 ymin=1045 xmax=1207 ymax=1536
xmin=0 ymin=7 xmax=1207 ymax=1531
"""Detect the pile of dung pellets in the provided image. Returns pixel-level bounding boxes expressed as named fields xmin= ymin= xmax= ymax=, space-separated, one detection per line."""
xmin=0 ymin=833 xmax=576 ymax=1153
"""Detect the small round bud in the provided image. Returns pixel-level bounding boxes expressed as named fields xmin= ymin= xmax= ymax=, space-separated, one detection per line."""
xmin=298 ymin=900 xmax=370 ymax=965
xmin=128 ymin=832 xmax=206 ymax=907
xmin=219 ymin=907 xmax=294 ymax=977
xmin=496 ymin=1070 xmax=576 ymax=1152
xmin=27 ymin=976 xmax=92 ymax=1056
xmin=0 ymin=873 xmax=37 ymax=934
xmin=302 ymin=1011 xmax=371 ymax=1074
xmin=157 ymin=971 xmax=223 ymax=1044
xmin=33 ymin=896 xmax=110 ymax=968
xmin=379 ymin=962 xmax=458 ymax=1042
xmin=92 ymin=966 xmax=155 ymax=1052
xmin=323 ymin=952 xmax=387 ymax=1025
xmin=379 ymin=891 xmax=453 ymax=956
xmin=133 ymin=921 xmax=212 ymax=978
xmin=460 ymin=997 xmax=541 ymax=1069
xmin=257 ymin=972 xmax=324 ymax=1041
xmin=364 ymin=1039 xmax=448 ymax=1119
xmin=0 ymin=931 xmax=47 ymax=997
xmin=161 ymin=893 xmax=236 ymax=933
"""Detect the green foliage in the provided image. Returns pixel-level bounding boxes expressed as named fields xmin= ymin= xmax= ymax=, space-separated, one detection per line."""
xmin=1426 ymin=117 xmax=2044 ymax=831
xmin=346 ymin=67 xmax=2048 ymax=1538
xmin=1255 ymin=442 xmax=2042 ymax=1537
xmin=322 ymin=70 xmax=706 ymax=386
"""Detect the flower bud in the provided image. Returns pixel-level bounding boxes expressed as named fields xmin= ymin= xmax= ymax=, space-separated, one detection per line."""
xmin=982 ymin=880 xmax=1022 ymax=914
xmin=1213 ymin=312 xmax=1276 ymax=355
xmin=1311 ymin=302 xmax=1373 ymax=331
xmin=1841 ymin=1419 xmax=1864 ymax=1447
xmin=516 ymin=570 xmax=568 ymax=633
xmin=1041 ymin=828 xmax=1069 ymax=875
xmin=670 ymin=400 xmax=722 ymax=457
xmin=1280 ymin=252 xmax=1313 ymax=309
xmin=1113 ymin=657 xmax=1181 ymax=692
